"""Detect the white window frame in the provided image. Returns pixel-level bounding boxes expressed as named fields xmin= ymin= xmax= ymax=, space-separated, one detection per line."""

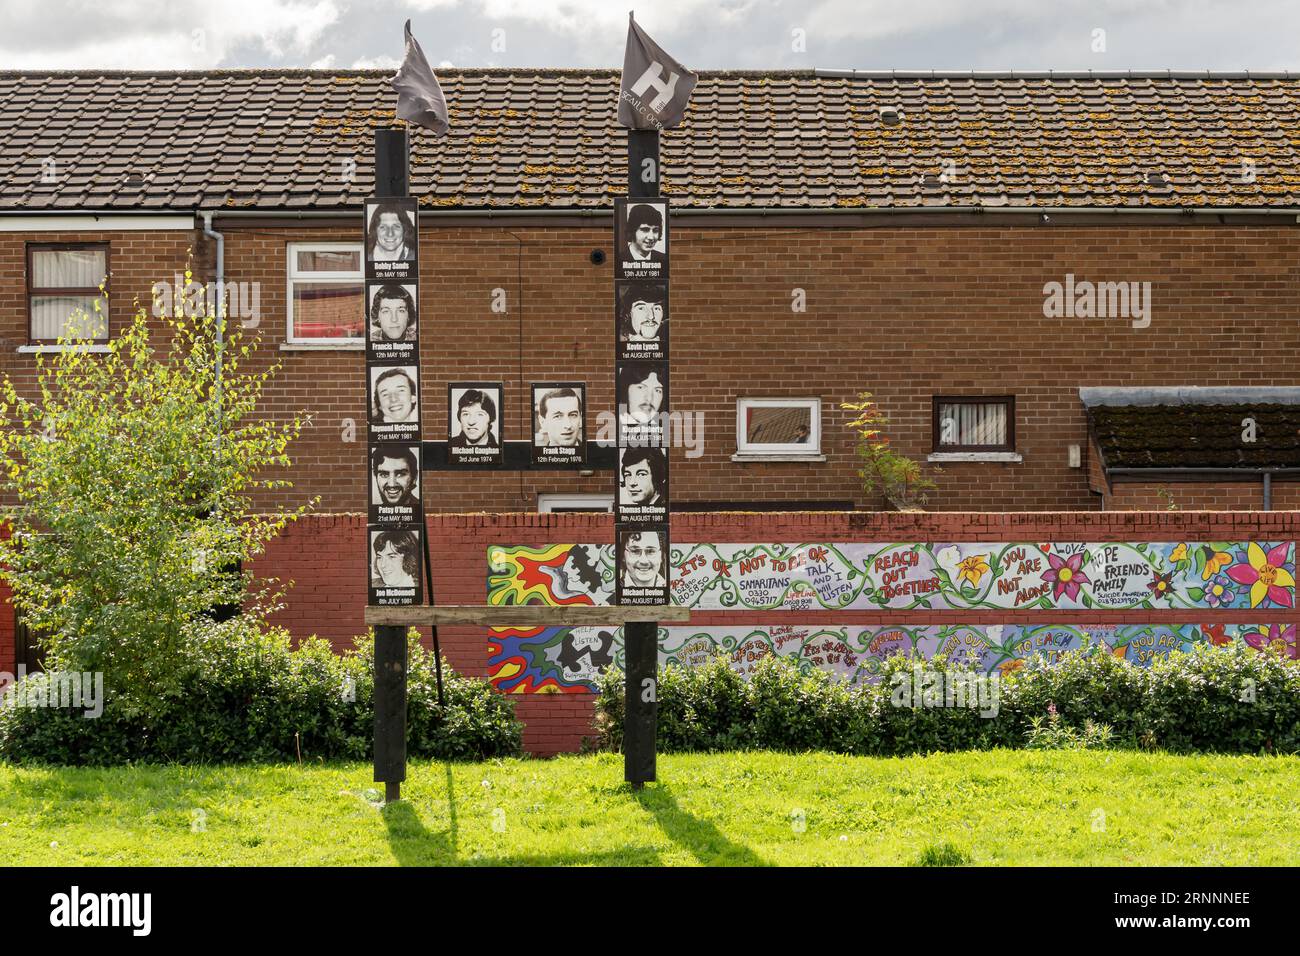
xmin=733 ymin=397 xmax=824 ymax=461
xmin=538 ymin=493 xmax=614 ymax=513
xmin=285 ymin=242 xmax=365 ymax=347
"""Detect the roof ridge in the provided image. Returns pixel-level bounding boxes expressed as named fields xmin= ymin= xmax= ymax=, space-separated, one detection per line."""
xmin=0 ymin=67 xmax=1294 ymax=80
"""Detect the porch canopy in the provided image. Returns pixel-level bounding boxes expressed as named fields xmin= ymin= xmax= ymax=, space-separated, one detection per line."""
xmin=1082 ymin=387 xmax=1300 ymax=498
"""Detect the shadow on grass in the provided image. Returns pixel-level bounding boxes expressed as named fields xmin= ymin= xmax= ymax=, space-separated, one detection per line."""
xmin=380 ymin=763 xmax=664 ymax=866
xmin=633 ymin=785 xmax=768 ymax=866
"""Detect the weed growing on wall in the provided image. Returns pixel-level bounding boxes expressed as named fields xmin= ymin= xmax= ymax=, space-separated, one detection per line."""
xmin=841 ymin=391 xmax=938 ymax=510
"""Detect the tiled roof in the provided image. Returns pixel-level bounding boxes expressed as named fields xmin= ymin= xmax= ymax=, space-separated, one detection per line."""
xmin=2 ymin=69 xmax=1300 ymax=212
xmin=1090 ymin=404 xmax=1300 ymax=470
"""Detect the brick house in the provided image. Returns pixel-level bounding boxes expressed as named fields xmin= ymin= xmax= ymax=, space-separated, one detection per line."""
xmin=3 ymin=68 xmax=1300 ymax=749
xmin=3 ymin=68 xmax=1299 ymax=518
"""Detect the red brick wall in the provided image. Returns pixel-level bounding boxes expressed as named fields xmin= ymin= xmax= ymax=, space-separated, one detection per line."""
xmin=4 ymin=222 xmax=1300 ymax=514
xmin=1 ymin=509 xmax=1293 ymax=753
xmin=1106 ymin=482 xmax=1268 ymax=511
xmin=249 ymin=510 xmax=1300 ymax=755
xmin=213 ymin=220 xmax=1300 ymax=514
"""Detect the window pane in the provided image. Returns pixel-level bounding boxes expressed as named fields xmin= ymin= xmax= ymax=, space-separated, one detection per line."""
xmin=32 ymin=248 xmax=106 ymax=290
xmin=30 ymin=295 xmax=107 ymax=340
xmin=938 ymin=402 xmax=1007 ymax=447
xmin=291 ymin=282 xmax=364 ymax=339
xmin=295 ymin=249 xmax=361 ymax=273
xmin=746 ymin=405 xmax=813 ymax=444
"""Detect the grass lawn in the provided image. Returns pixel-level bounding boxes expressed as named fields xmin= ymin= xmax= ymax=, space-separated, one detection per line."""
xmin=1 ymin=750 xmax=1296 ymax=866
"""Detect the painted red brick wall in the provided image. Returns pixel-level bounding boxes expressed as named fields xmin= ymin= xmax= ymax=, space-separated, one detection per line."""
xmin=0 ymin=510 xmax=1293 ymax=753
xmin=248 ymin=510 xmax=1300 ymax=755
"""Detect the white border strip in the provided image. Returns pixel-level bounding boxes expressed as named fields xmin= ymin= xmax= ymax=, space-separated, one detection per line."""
xmin=0 ymin=215 xmax=195 ymax=232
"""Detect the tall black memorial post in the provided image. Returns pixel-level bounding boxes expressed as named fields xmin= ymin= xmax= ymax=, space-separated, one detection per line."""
xmin=619 ymin=128 xmax=662 ymax=788
xmin=370 ymin=127 xmax=414 ymax=803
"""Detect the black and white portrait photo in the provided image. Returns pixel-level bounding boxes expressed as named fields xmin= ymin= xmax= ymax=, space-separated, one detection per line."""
xmin=368 ymin=444 xmax=421 ymax=524
xmin=616 ymin=281 xmax=668 ymax=361
xmin=366 ymin=282 xmax=418 ymax=362
xmin=615 ymin=198 xmax=669 ymax=281
xmin=364 ymin=198 xmax=419 ymax=281
xmin=616 ymin=528 xmax=670 ymax=606
xmin=448 ymin=383 xmax=503 ymax=467
xmin=368 ymin=364 xmax=420 ymax=441
xmin=368 ymin=527 xmax=423 ymax=606
xmin=531 ymin=382 xmax=586 ymax=466
xmin=616 ymin=446 xmax=668 ymax=524
xmin=617 ymin=362 xmax=668 ymax=446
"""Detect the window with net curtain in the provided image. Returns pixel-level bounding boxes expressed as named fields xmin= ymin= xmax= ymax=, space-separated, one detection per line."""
xmin=27 ymin=244 xmax=109 ymax=342
xmin=934 ymin=397 xmax=1014 ymax=451
xmin=287 ymin=244 xmax=365 ymax=342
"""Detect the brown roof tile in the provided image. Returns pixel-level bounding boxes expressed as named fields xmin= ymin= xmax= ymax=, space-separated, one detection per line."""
xmin=2 ymin=68 xmax=1300 ymax=211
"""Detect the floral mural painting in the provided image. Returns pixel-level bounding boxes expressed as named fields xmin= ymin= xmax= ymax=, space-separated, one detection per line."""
xmin=1225 ymin=543 xmax=1295 ymax=609
xmin=484 ymin=542 xmax=1298 ymax=692
xmin=487 ymin=541 xmax=1295 ymax=612
xmin=483 ymin=618 xmax=1294 ymax=693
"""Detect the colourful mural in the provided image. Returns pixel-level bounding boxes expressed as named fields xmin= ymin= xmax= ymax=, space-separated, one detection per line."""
xmin=487 ymin=622 xmax=1294 ymax=693
xmin=488 ymin=541 xmax=1296 ymax=612
xmin=484 ymin=542 xmax=1298 ymax=693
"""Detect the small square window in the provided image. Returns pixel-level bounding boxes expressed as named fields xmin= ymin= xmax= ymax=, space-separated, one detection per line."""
xmin=287 ymin=243 xmax=365 ymax=343
xmin=735 ymin=398 xmax=821 ymax=457
xmin=27 ymin=243 xmax=109 ymax=343
xmin=933 ymin=396 xmax=1015 ymax=451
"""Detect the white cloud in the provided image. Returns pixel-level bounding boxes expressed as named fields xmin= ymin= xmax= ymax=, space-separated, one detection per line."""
xmin=310 ymin=53 xmax=337 ymax=68
xmin=0 ymin=0 xmax=341 ymax=69
xmin=352 ymin=55 xmax=402 ymax=69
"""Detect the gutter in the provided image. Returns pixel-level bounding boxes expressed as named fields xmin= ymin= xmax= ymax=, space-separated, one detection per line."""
xmin=204 ymin=205 xmax=1300 ymax=219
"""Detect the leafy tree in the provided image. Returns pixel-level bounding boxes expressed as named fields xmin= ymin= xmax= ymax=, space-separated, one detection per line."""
xmin=0 ymin=273 xmax=311 ymax=714
xmin=841 ymin=391 xmax=938 ymax=510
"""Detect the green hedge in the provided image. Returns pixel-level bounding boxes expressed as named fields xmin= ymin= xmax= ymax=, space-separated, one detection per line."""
xmin=596 ymin=643 xmax=1300 ymax=755
xmin=0 ymin=621 xmax=522 ymax=765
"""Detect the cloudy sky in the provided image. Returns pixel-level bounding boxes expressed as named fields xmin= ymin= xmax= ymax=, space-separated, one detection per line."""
xmin=2 ymin=0 xmax=1298 ymax=72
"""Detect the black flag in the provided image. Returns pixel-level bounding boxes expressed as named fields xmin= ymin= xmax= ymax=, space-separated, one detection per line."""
xmin=390 ymin=19 xmax=449 ymax=137
xmin=617 ymin=14 xmax=697 ymax=131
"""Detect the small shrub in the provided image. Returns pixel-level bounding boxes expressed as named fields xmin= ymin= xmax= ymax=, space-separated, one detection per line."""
xmin=0 ymin=620 xmax=522 ymax=765
xmin=1025 ymin=707 xmax=1114 ymax=750
xmin=593 ymin=644 xmax=1300 ymax=757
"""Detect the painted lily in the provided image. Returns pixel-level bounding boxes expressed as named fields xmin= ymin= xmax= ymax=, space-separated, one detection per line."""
xmin=1201 ymin=623 xmax=1231 ymax=647
xmin=1041 ymin=551 xmax=1090 ymax=602
xmin=1169 ymin=542 xmax=1188 ymax=562
xmin=1242 ymin=624 xmax=1297 ymax=659
xmin=1201 ymin=547 xmax=1232 ymax=581
xmin=1203 ymin=574 xmax=1236 ymax=609
xmin=1226 ymin=543 xmax=1295 ymax=609
xmin=1147 ymin=570 xmax=1174 ymax=602
xmin=957 ymin=553 xmax=990 ymax=589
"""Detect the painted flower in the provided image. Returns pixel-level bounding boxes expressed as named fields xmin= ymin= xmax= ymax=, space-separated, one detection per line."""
xmin=998 ymin=658 xmax=1024 ymax=676
xmin=1041 ymin=551 xmax=1090 ymax=602
xmin=1201 ymin=548 xmax=1232 ymax=581
xmin=1242 ymin=624 xmax=1297 ymax=659
xmin=1147 ymin=571 xmax=1174 ymax=601
xmin=1201 ymin=623 xmax=1231 ymax=647
xmin=1203 ymin=574 xmax=1236 ymax=609
xmin=957 ymin=553 xmax=990 ymax=589
xmin=1169 ymin=542 xmax=1188 ymax=563
xmin=1225 ymin=543 xmax=1295 ymax=609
